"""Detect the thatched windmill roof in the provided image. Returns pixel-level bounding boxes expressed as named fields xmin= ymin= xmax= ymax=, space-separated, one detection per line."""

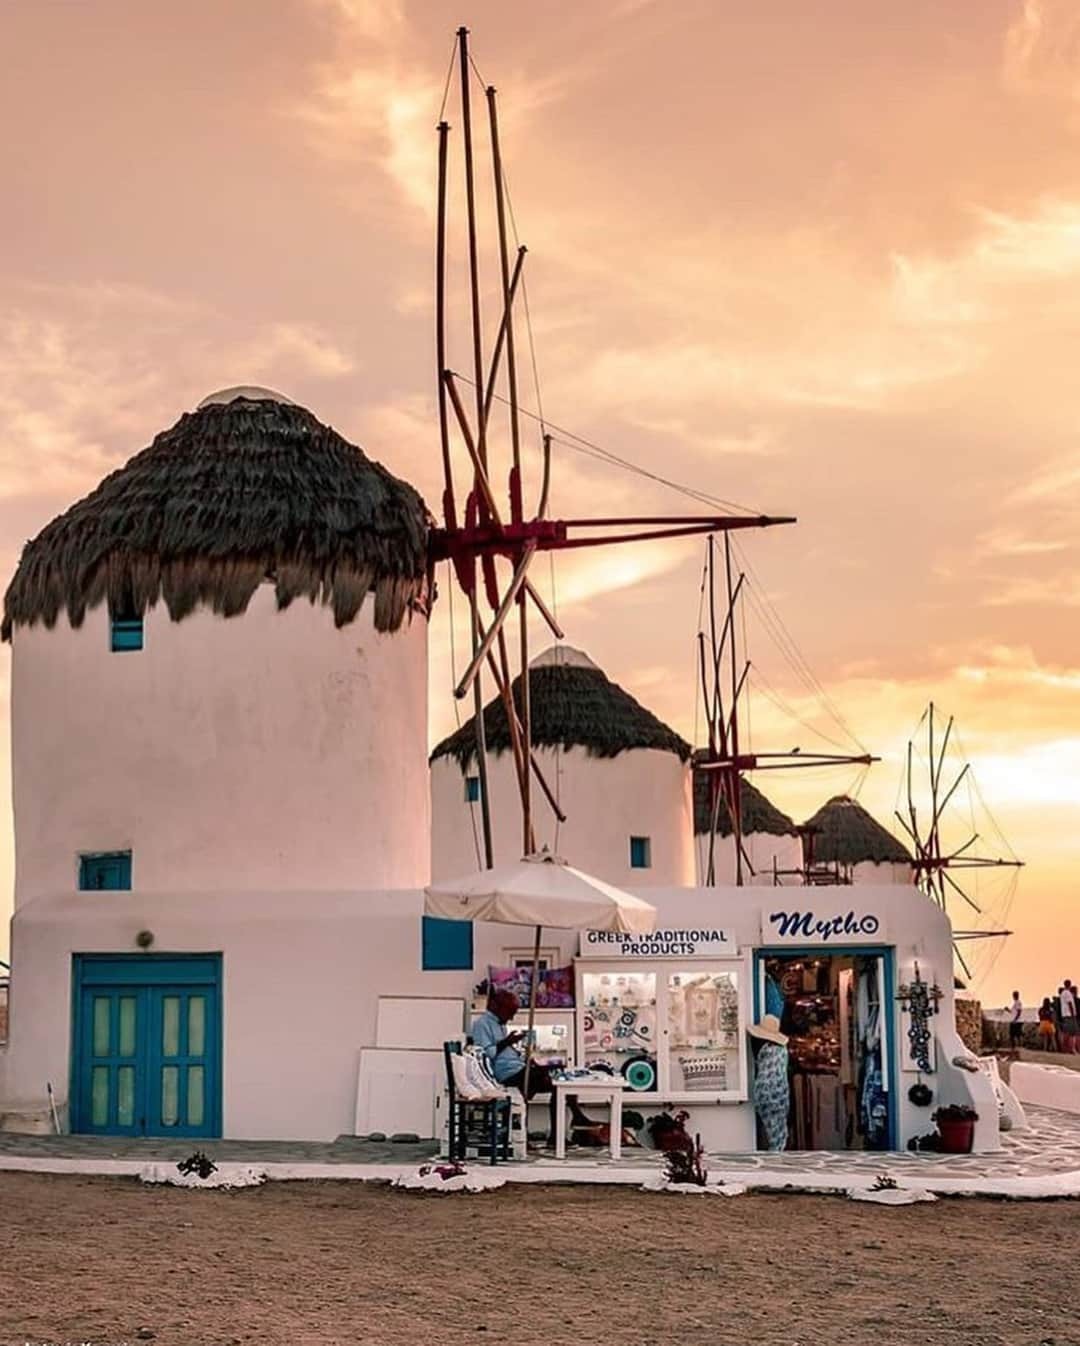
xmin=2 ymin=389 xmax=431 ymax=641
xmin=802 ymin=795 xmax=912 ymax=865
xmin=430 ymin=645 xmax=692 ymax=768
xmin=692 ymin=757 xmax=799 ymax=837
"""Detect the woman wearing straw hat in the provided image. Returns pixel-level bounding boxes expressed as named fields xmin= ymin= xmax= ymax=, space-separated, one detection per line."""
xmin=749 ymin=1014 xmax=790 ymax=1152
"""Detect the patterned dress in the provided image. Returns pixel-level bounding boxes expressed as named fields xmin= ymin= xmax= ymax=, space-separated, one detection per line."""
xmin=753 ymin=1041 xmax=790 ymax=1151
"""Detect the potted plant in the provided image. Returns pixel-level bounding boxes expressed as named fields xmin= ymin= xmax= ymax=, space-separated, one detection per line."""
xmin=932 ymin=1103 xmax=978 ymax=1154
xmin=664 ymin=1133 xmax=708 ymax=1186
xmin=646 ymin=1107 xmax=692 ymax=1153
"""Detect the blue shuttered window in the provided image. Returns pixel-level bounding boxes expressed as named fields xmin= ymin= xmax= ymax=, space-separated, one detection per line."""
xmin=464 ymin=775 xmax=480 ymax=803
xmin=422 ymin=916 xmax=473 ymax=971
xmin=80 ymin=852 xmax=133 ymax=891
xmin=629 ymin=836 xmax=652 ymax=869
xmin=111 ymin=618 xmax=144 ymax=652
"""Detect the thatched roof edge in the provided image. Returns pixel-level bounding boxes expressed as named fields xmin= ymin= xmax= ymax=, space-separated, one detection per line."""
xmin=2 ymin=398 xmax=432 ymax=640
xmin=430 ymin=663 xmax=692 ymax=767
xmin=802 ymin=795 xmax=913 ymax=865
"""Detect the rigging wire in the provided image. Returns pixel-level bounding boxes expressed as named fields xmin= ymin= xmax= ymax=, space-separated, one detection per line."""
xmin=732 ymin=538 xmax=869 ymax=754
xmin=447 ymin=371 xmax=761 ymax=517
xmin=548 ymin=431 xmax=759 ymax=516
xmin=744 ymin=667 xmax=861 ymax=755
xmin=738 ymin=578 xmax=862 ymax=750
xmin=951 ymin=725 xmax=1022 ymax=863
xmin=438 ymin=34 xmax=460 ymax=122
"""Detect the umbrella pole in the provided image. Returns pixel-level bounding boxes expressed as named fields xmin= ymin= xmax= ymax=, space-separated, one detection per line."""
xmin=522 ymin=924 xmax=541 ymax=1138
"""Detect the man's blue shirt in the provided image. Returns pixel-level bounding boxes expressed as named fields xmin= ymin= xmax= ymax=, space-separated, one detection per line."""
xmin=471 ymin=1009 xmax=524 ymax=1083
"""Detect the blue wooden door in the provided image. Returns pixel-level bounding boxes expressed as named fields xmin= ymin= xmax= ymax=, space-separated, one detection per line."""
xmin=146 ymin=985 xmax=217 ymax=1135
xmin=72 ymin=955 xmax=221 ymax=1137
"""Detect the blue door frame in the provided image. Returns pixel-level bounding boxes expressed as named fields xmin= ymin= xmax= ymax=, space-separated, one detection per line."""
xmin=71 ymin=954 xmax=222 ymax=1138
xmin=753 ymin=945 xmax=898 ymax=1151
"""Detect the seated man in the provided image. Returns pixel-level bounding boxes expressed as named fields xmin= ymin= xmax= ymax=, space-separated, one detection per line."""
xmin=471 ymin=989 xmax=590 ymax=1145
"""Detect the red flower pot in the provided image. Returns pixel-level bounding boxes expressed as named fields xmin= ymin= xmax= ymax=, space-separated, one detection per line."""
xmin=937 ymin=1117 xmax=975 ymax=1154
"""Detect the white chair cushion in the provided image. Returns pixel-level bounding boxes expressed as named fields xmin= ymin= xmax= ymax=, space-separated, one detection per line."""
xmin=462 ymin=1048 xmax=508 ymax=1100
xmin=451 ymin=1053 xmax=484 ymax=1100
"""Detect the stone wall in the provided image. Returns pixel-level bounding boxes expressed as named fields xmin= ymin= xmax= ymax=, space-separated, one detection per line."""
xmin=982 ymin=1015 xmax=1043 ymax=1051
xmin=954 ymin=997 xmax=982 ymax=1053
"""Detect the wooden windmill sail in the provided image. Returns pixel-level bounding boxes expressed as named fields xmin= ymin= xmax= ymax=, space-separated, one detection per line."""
xmin=694 ymin=534 xmax=878 ymax=886
xmin=431 ymin=28 xmax=795 ymax=867
xmin=894 ymin=703 xmax=1021 ymax=977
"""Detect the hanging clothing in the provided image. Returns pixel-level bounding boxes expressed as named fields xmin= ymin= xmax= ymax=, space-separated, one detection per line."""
xmin=765 ymin=975 xmax=785 ymax=1021
xmin=753 ymin=1042 xmax=790 ymax=1151
xmin=860 ymin=1051 xmax=888 ymax=1148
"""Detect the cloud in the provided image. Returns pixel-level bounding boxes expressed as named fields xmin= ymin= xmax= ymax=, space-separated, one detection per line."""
xmin=290 ymin=6 xmax=573 ymax=226
xmin=983 ymin=574 xmax=1080 ymax=607
xmin=0 ymin=283 xmax=357 ymax=503
xmin=974 ymin=736 xmax=1080 ymax=805
xmin=237 ymin=322 xmax=354 ymax=379
xmin=1003 ymin=0 xmax=1080 ymax=105
xmin=1009 ymin=452 xmax=1080 ymax=504
xmin=291 ymin=62 xmax=439 ymax=217
xmin=975 ymin=528 xmax=1071 ymax=557
xmin=304 ymin=0 xmax=406 ymax=42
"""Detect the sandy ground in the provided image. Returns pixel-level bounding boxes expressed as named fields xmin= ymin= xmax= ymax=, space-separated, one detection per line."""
xmin=1 ymin=1173 xmax=1077 ymax=1346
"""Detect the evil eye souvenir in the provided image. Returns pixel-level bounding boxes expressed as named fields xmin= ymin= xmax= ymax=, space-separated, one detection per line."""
xmin=583 ymin=1013 xmax=595 ymax=1033
xmin=622 ymin=1056 xmax=657 ymax=1091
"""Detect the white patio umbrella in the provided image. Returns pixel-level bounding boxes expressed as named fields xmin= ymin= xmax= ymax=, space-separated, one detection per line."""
xmin=425 ymin=850 xmax=656 ymax=1103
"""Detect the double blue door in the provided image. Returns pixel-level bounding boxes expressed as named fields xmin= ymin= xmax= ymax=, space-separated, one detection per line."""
xmin=72 ymin=955 xmax=222 ymax=1137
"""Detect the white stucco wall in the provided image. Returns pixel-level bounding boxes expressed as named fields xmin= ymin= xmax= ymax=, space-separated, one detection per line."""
xmin=431 ymin=746 xmax=696 ymax=885
xmin=10 ymin=584 xmax=429 ymax=901
xmin=694 ymin=829 xmax=804 ymax=886
xmin=848 ymin=860 xmax=915 ymax=886
xmin=0 ymin=882 xmax=994 ymax=1149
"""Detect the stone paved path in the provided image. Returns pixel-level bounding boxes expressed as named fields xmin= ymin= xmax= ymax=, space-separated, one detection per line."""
xmin=2 ymin=1104 xmax=1078 ymax=1182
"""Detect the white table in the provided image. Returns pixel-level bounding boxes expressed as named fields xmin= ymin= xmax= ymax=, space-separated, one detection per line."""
xmin=553 ymin=1078 xmax=628 ymax=1160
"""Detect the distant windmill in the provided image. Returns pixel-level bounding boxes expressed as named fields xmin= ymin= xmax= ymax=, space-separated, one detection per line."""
xmin=894 ymin=703 xmax=1022 ymax=977
xmin=694 ymin=534 xmax=878 ymax=885
xmin=430 ymin=28 xmax=795 ymax=866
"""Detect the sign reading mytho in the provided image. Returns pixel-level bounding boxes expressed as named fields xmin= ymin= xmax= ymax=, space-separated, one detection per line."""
xmin=579 ymin=928 xmax=734 ymax=959
xmin=763 ymin=908 xmax=885 ymax=944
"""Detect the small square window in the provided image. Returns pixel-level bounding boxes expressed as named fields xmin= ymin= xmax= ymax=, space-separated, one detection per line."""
xmin=464 ymin=775 xmax=480 ymax=803
xmin=111 ymin=618 xmax=143 ymax=653
xmin=629 ymin=836 xmax=652 ymax=869
xmin=422 ymin=916 xmax=473 ymax=971
xmin=79 ymin=851 xmax=132 ymax=891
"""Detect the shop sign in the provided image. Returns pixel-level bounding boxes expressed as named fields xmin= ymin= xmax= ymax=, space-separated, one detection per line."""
xmin=762 ymin=907 xmax=886 ymax=944
xmin=578 ymin=928 xmax=735 ymax=959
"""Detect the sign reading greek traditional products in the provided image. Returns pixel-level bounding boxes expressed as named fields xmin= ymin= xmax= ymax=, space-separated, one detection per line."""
xmin=762 ymin=908 xmax=886 ymax=944
xmin=578 ymin=928 xmax=735 ymax=959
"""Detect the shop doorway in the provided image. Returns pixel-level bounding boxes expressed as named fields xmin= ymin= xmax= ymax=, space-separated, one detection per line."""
xmin=754 ymin=949 xmax=895 ymax=1152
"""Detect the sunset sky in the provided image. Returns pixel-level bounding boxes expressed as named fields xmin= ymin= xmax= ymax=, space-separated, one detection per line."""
xmin=2 ymin=0 xmax=1078 ymax=1006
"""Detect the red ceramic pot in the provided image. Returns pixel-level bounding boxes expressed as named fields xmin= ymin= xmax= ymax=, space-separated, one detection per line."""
xmin=937 ymin=1117 xmax=975 ymax=1154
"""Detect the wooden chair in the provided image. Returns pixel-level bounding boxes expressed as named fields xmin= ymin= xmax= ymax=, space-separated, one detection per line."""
xmin=443 ymin=1041 xmax=512 ymax=1165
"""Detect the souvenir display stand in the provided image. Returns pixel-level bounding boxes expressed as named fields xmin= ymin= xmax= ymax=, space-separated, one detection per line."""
xmin=458 ymin=889 xmax=1000 ymax=1156
xmin=575 ymin=929 xmax=749 ymax=1104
